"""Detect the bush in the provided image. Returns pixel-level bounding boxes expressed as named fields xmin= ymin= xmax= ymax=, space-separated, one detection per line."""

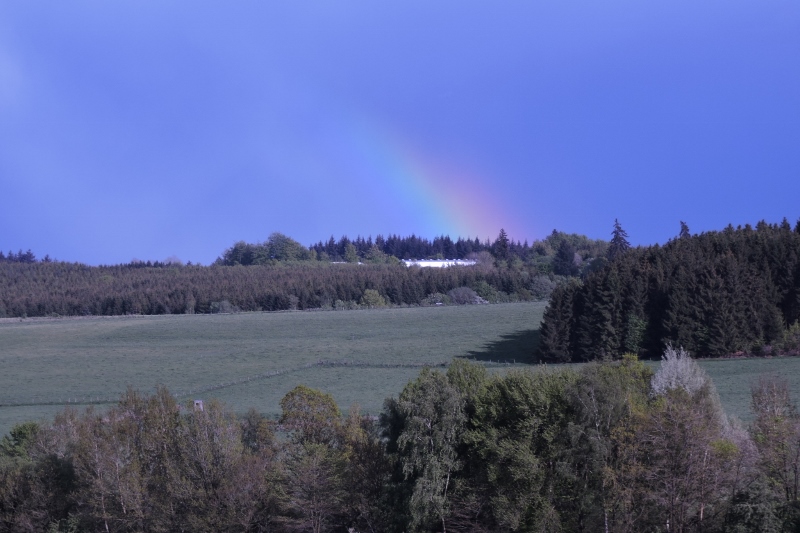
xmin=334 ymin=299 xmax=360 ymax=310
xmin=472 ymin=281 xmax=497 ymax=302
xmin=529 ymin=275 xmax=557 ymax=300
xmin=447 ymin=287 xmax=487 ymax=305
xmin=651 ymin=344 xmax=710 ymax=396
xmin=360 ymin=289 xmax=387 ymax=308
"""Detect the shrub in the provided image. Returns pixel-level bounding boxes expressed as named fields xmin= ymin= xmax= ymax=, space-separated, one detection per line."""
xmin=447 ymin=287 xmax=484 ymax=305
xmin=651 ymin=344 xmax=710 ymax=396
xmin=360 ymin=289 xmax=387 ymax=308
xmin=529 ymin=275 xmax=557 ymax=300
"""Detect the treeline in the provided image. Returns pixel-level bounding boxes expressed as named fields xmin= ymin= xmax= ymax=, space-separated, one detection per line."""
xmin=307 ymin=232 xmax=529 ymax=262
xmin=0 ymin=261 xmax=548 ymax=318
xmin=539 ymin=219 xmax=800 ymax=362
xmin=0 ymin=230 xmax=609 ymax=318
xmin=216 ymin=230 xmax=609 ymax=272
xmin=0 ymin=250 xmax=51 ymax=264
xmin=3 ymin=353 xmax=799 ymax=532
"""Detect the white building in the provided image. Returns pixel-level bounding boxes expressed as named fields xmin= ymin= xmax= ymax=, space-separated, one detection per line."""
xmin=402 ymin=259 xmax=477 ymax=268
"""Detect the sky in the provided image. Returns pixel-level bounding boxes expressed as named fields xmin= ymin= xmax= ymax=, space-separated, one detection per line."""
xmin=1 ymin=1 xmax=799 ymax=265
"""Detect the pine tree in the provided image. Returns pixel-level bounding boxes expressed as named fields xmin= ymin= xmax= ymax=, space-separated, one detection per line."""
xmin=538 ymin=283 xmax=576 ymax=362
xmin=608 ymin=219 xmax=631 ymax=261
xmin=553 ymin=240 xmax=579 ymax=276
xmin=679 ymin=221 xmax=691 ymax=239
xmin=493 ymin=229 xmax=510 ymax=261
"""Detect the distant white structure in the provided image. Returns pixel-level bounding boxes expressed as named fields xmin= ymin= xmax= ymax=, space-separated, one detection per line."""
xmin=402 ymin=259 xmax=477 ymax=268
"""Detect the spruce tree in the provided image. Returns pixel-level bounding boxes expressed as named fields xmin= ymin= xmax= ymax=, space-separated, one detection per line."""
xmin=679 ymin=221 xmax=690 ymax=239
xmin=493 ymin=229 xmax=510 ymax=261
xmin=538 ymin=283 xmax=576 ymax=362
xmin=608 ymin=219 xmax=631 ymax=261
xmin=553 ymin=240 xmax=579 ymax=276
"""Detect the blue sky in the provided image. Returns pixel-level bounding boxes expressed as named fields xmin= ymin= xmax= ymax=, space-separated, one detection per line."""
xmin=1 ymin=1 xmax=798 ymax=265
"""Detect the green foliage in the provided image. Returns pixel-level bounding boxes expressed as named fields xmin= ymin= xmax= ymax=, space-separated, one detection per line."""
xmin=280 ymin=385 xmax=341 ymax=445
xmin=217 ymin=232 xmax=312 ymax=266
xmin=623 ymin=312 xmax=646 ymax=354
xmin=360 ymin=289 xmax=387 ymax=308
xmin=542 ymin=230 xmax=609 ymax=262
xmin=269 ymin=232 xmax=312 ymax=261
xmin=680 ymin=220 xmax=691 ymax=239
xmin=3 ymin=357 xmax=800 ymax=531
xmin=537 ymin=279 xmax=580 ymax=362
xmin=472 ymin=280 xmax=497 ymax=302
xmin=344 ymin=242 xmax=360 ymax=263
xmin=607 ymin=218 xmax=631 ymax=261
xmin=394 ymin=368 xmax=466 ymax=532
xmin=464 ymin=369 xmax=577 ymax=531
xmin=446 ymin=286 xmax=482 ymax=305
xmin=493 ymin=228 xmax=510 ymax=261
xmin=365 ymin=245 xmax=392 ymax=264
xmin=0 ymin=256 xmax=545 ymax=316
xmin=775 ymin=320 xmax=800 ymax=354
xmin=240 ymin=408 xmax=276 ymax=455
xmin=553 ymin=239 xmax=579 ymax=276
xmin=554 ymin=355 xmax=653 ymax=530
xmin=0 ymin=422 xmax=39 ymax=460
xmin=445 ymin=359 xmax=488 ymax=401
xmin=528 ymin=274 xmax=559 ymax=300
xmin=539 ymin=219 xmax=800 ymax=361
xmin=2 ymin=230 xmax=611 ymax=319
xmin=281 ymin=440 xmax=347 ymax=532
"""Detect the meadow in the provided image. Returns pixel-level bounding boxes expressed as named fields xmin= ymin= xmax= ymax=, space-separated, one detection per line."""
xmin=0 ymin=303 xmax=543 ymax=436
xmin=1 ymin=301 xmax=799 ymax=437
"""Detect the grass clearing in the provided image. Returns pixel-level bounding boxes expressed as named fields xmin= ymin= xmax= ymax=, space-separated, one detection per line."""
xmin=0 ymin=303 xmax=544 ymax=436
xmin=3 ymin=302 xmax=800 ymax=437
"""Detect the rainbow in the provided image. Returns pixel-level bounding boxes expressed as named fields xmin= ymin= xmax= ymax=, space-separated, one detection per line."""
xmin=337 ymin=119 xmax=528 ymax=243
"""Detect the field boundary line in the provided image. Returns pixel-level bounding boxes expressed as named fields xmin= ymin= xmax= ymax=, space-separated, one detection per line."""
xmin=0 ymin=358 xmax=517 ymax=408
xmin=172 ymin=359 xmax=453 ymax=398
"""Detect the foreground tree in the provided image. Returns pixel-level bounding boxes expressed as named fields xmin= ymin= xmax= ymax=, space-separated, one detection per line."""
xmin=396 ymin=368 xmax=466 ymax=532
xmin=611 ymin=346 xmax=754 ymax=532
xmin=559 ymin=355 xmax=653 ymax=532
xmin=340 ymin=407 xmax=393 ymax=533
xmin=465 ymin=369 xmax=577 ymax=532
xmin=750 ymin=375 xmax=800 ymax=527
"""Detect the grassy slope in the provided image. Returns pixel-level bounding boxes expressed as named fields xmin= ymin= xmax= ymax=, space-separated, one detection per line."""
xmin=2 ymin=302 xmax=798 ymax=437
xmin=0 ymin=303 xmax=544 ymax=436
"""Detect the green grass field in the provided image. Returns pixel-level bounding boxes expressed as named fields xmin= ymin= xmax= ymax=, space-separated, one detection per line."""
xmin=2 ymin=302 xmax=799 ymax=437
xmin=0 ymin=303 xmax=543 ymax=436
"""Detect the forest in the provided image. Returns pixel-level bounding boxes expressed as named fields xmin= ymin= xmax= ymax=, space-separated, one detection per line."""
xmin=538 ymin=220 xmax=800 ymax=361
xmin=0 ymin=230 xmax=607 ymax=319
xmin=2 ymin=352 xmax=798 ymax=532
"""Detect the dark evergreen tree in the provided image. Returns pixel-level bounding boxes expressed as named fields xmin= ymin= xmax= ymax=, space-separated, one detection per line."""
xmin=553 ymin=240 xmax=579 ymax=276
xmin=607 ymin=219 xmax=631 ymax=261
xmin=538 ymin=282 xmax=578 ymax=362
xmin=679 ymin=220 xmax=691 ymax=239
xmin=493 ymin=229 xmax=510 ymax=261
xmin=539 ymin=219 xmax=800 ymax=362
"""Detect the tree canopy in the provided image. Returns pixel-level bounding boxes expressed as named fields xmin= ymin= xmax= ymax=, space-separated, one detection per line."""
xmin=539 ymin=219 xmax=800 ymax=361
